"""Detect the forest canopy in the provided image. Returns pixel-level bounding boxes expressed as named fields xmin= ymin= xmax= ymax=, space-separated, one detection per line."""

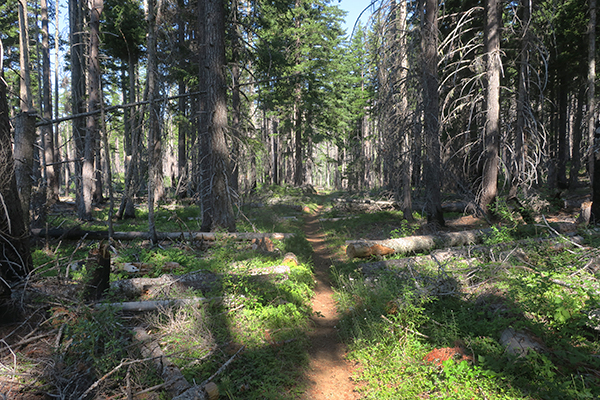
xmin=0 ymin=0 xmax=599 ymax=240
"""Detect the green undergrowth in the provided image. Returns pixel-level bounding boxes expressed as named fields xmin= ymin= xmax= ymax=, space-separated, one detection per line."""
xmin=30 ymin=193 xmax=318 ymax=399
xmin=30 ymin=190 xmax=600 ymax=399
xmin=331 ymin=236 xmax=600 ymax=399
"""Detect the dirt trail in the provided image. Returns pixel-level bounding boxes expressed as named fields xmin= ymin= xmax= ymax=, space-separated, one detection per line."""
xmin=300 ymin=207 xmax=360 ymax=400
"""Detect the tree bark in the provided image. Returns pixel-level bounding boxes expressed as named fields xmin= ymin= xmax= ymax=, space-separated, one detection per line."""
xmin=13 ymin=113 xmax=36 ymax=225
xmin=345 ymin=228 xmax=493 ymax=259
xmin=557 ymin=83 xmax=569 ymax=189
xmin=570 ymin=88 xmax=585 ymax=189
xmin=146 ymin=0 xmax=161 ymax=243
xmin=41 ymin=0 xmax=58 ymax=204
xmin=513 ymin=0 xmax=530 ymax=189
xmin=230 ymin=0 xmax=242 ymax=194
xmin=83 ymin=241 xmax=111 ymax=301
xmin=15 ymin=0 xmax=35 ymax=225
xmin=589 ymin=0 xmax=597 ymax=186
xmin=80 ymin=0 xmax=103 ymax=221
xmin=479 ymin=0 xmax=501 ymax=214
xmin=422 ymin=0 xmax=444 ymax=226
xmin=70 ymin=0 xmax=87 ymax=219
xmin=589 ymin=0 xmax=600 ymax=223
xmin=0 ymin=68 xmax=32 ymax=292
xmin=176 ymin=1 xmax=188 ymax=198
xmin=201 ymin=0 xmax=236 ymax=232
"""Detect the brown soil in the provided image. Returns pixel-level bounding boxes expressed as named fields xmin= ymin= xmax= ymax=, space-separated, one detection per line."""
xmin=299 ymin=207 xmax=360 ymax=400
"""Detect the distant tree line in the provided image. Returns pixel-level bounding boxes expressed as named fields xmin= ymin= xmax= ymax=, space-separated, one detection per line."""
xmin=0 ymin=0 xmax=599 ymax=287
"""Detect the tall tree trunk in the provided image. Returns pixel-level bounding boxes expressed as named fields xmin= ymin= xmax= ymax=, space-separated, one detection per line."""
xmin=422 ymin=0 xmax=444 ymax=226
xmin=397 ymin=0 xmax=413 ymax=221
xmin=146 ymin=0 xmax=160 ymax=244
xmin=176 ymin=0 xmax=187 ymax=198
xmin=570 ymin=87 xmax=585 ymax=189
xmin=590 ymin=0 xmax=598 ymax=187
xmin=80 ymin=0 xmax=103 ymax=221
xmin=202 ymin=0 xmax=235 ymax=231
xmin=41 ymin=0 xmax=57 ymax=204
xmin=588 ymin=0 xmax=600 ymax=222
xmin=479 ymin=0 xmax=501 ymax=215
xmin=70 ymin=0 xmax=87 ymax=218
xmin=230 ymin=0 xmax=242 ymax=194
xmin=116 ymin=55 xmax=139 ymax=219
xmin=0 ymin=65 xmax=32 ymax=293
xmin=514 ymin=0 xmax=530 ymax=190
xmin=54 ymin=1 xmax=62 ymax=198
xmin=198 ymin=0 xmax=212 ymax=230
xmin=15 ymin=0 xmax=36 ymax=225
xmin=292 ymin=0 xmax=303 ymax=187
xmin=556 ymin=82 xmax=569 ymax=189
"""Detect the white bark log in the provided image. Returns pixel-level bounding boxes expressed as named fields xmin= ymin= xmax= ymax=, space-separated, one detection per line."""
xmin=346 ymin=228 xmax=493 ymax=258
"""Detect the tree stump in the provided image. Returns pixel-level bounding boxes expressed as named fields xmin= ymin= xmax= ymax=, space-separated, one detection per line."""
xmin=83 ymin=241 xmax=111 ymax=301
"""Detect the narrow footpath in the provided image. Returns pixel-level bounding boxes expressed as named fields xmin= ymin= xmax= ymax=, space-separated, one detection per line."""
xmin=300 ymin=207 xmax=359 ymax=400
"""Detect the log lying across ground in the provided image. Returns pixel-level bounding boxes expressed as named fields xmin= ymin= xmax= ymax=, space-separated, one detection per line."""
xmin=96 ymin=297 xmax=210 ymax=312
xmin=133 ymin=327 xmax=208 ymax=400
xmin=31 ymin=227 xmax=293 ymax=241
xmin=111 ymin=265 xmax=292 ymax=299
xmin=331 ymin=198 xmax=471 ymax=213
xmin=346 ymin=228 xmax=493 ymax=259
xmin=346 ymin=222 xmax=581 ymax=259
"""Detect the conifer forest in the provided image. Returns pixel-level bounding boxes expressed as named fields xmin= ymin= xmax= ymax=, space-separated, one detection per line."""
xmin=4 ymin=0 xmax=600 ymax=399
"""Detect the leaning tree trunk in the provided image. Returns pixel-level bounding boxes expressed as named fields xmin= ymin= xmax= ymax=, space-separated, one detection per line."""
xmin=0 ymin=64 xmax=32 ymax=295
xmin=479 ymin=0 xmax=501 ymax=215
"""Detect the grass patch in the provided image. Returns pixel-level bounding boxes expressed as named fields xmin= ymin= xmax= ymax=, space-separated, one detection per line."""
xmin=331 ymin=236 xmax=600 ymax=399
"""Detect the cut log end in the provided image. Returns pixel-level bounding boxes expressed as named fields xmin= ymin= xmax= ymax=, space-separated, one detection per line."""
xmin=346 ymin=243 xmax=395 ymax=259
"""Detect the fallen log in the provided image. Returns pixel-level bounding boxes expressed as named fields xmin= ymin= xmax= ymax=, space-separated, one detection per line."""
xmin=133 ymin=327 xmax=206 ymax=400
xmin=96 ymin=297 xmax=210 ymax=312
xmin=31 ymin=227 xmax=293 ymax=241
xmin=346 ymin=228 xmax=493 ymax=259
xmin=111 ymin=271 xmax=221 ymax=299
xmin=346 ymin=221 xmax=581 ymax=259
xmin=111 ymin=265 xmax=292 ymax=299
xmin=356 ymin=235 xmax=585 ymax=276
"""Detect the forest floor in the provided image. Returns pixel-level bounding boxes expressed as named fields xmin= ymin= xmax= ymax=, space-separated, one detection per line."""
xmin=298 ymin=206 xmax=360 ymax=400
xmin=0 ymin=188 xmax=598 ymax=399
